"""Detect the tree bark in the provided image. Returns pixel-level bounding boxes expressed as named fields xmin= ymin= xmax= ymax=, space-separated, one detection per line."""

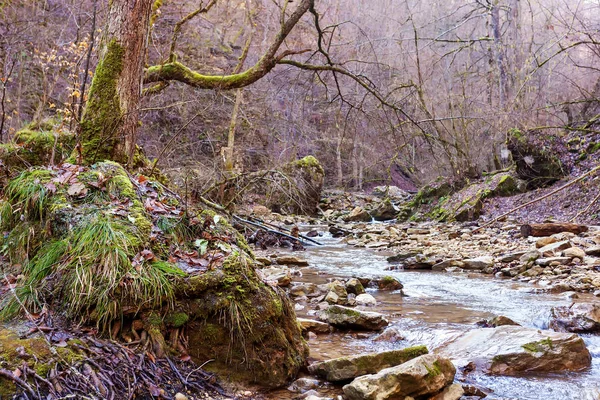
xmin=520 ymin=223 xmax=588 ymax=238
xmin=79 ymin=0 xmax=153 ymax=165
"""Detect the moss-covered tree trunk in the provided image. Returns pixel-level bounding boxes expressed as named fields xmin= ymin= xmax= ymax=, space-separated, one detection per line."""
xmin=79 ymin=0 xmax=153 ymax=165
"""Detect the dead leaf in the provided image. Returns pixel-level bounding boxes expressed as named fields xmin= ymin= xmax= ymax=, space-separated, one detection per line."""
xmin=179 ymin=353 xmax=191 ymax=362
xmin=12 ymin=368 xmax=22 ymax=378
xmin=67 ymin=182 xmax=87 ymax=197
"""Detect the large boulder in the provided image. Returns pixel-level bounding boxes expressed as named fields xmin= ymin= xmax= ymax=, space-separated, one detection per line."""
xmin=308 ymin=346 xmax=429 ymax=382
xmin=549 ymin=303 xmax=600 ymax=333
xmin=343 ymin=206 xmax=372 ymax=222
xmin=437 ymin=325 xmax=591 ymax=375
xmin=318 ymin=305 xmax=388 ymax=331
xmin=369 ymin=199 xmax=398 ymax=221
xmin=342 ymin=354 xmax=456 ymax=400
xmin=507 ymin=129 xmax=565 ymax=189
xmin=432 ymin=172 xmax=523 ymax=222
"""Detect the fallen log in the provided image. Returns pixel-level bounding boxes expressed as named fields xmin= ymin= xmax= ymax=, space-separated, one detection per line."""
xmin=520 ymin=223 xmax=589 ymax=238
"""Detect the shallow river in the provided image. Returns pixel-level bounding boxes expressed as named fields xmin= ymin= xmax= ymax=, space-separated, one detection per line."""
xmin=265 ymin=226 xmax=600 ymax=400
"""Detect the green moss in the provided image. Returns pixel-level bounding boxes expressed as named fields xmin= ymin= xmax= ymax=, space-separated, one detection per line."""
xmin=522 ymin=337 xmax=553 ymax=353
xmin=587 ymin=142 xmax=600 ymax=154
xmin=425 ymin=360 xmax=443 ymax=377
xmin=290 ymin=155 xmax=325 ymax=175
xmin=166 ymin=312 xmax=189 ymax=328
xmin=79 ymin=40 xmax=125 ymax=164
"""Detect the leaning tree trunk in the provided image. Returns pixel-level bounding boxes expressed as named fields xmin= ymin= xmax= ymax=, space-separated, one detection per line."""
xmin=79 ymin=0 xmax=153 ymax=165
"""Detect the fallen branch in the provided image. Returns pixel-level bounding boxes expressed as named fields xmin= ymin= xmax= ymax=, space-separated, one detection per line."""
xmin=0 ymin=368 xmax=38 ymax=398
xmin=233 ymin=215 xmax=321 ymax=246
xmin=474 ymin=164 xmax=600 ymax=232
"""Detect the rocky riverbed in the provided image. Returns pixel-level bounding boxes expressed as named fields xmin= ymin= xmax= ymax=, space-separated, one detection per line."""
xmin=242 ymin=217 xmax=600 ymax=400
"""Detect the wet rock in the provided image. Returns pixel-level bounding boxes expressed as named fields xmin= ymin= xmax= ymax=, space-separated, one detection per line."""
xmin=373 ymin=327 xmax=405 ymax=342
xmin=306 ymin=230 xmax=320 ymax=237
xmin=255 ymin=256 xmax=272 ymax=266
xmin=372 ymin=185 xmax=410 ymax=199
xmin=318 ymin=305 xmax=389 ymax=331
xmin=324 ymin=280 xmax=348 ymax=304
xmin=343 ymin=207 xmax=372 ymax=222
xmin=342 ymin=354 xmax=456 ymax=400
xmin=290 ymin=283 xmax=320 ymax=297
xmin=308 ymin=346 xmax=428 ymax=382
xmin=403 ymin=255 xmax=436 ymax=270
xmin=288 ymin=377 xmax=320 ymax=393
xmin=370 ymin=199 xmax=398 ymax=221
xmin=276 ymin=255 xmax=309 ymax=266
xmin=498 ymin=251 xmax=527 ymax=263
xmin=437 ymin=325 xmax=591 ymax=375
xmin=298 ymin=318 xmax=331 ymax=334
xmin=430 ymin=383 xmax=464 ymax=400
xmin=258 ymin=267 xmax=292 ymax=286
xmin=355 ymin=293 xmax=377 ymax=306
xmin=462 ymin=384 xmax=491 ymax=398
xmin=387 ymin=252 xmax=420 ymax=263
xmin=345 ymin=278 xmax=366 ymax=295
xmin=549 ymin=303 xmax=600 ymax=333
xmin=563 ymin=247 xmax=586 ymax=260
xmin=372 ymin=276 xmax=403 ymax=291
xmin=483 ymin=316 xmax=520 ymax=327
xmin=432 ymin=260 xmax=464 ymax=271
xmin=535 ymin=257 xmax=571 ymax=266
xmin=462 ymin=256 xmax=494 ymax=271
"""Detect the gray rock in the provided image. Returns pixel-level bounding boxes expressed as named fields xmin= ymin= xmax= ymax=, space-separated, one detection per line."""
xmin=288 ymin=377 xmax=320 ymax=393
xmin=538 ymin=240 xmax=571 ymax=256
xmin=308 ymin=346 xmax=428 ymax=382
xmin=372 ymin=276 xmax=403 ymax=291
xmin=342 ymin=354 xmax=456 ymax=400
xmin=343 ymin=207 xmax=372 ymax=222
xmin=318 ymin=305 xmax=388 ymax=331
xmin=432 ymin=260 xmax=464 ymax=271
xmin=297 ymin=318 xmax=331 ymax=334
xmin=430 ymin=383 xmax=464 ymax=400
xmin=519 ymin=250 xmax=541 ymax=264
xmin=355 ymin=293 xmax=377 ymax=306
xmin=499 ymin=251 xmax=527 ymax=263
xmin=373 ymin=326 xmax=405 ymax=342
xmin=585 ymin=246 xmax=600 ymax=256
xmin=535 ymin=257 xmax=571 ymax=266
xmin=345 ymin=278 xmax=366 ymax=295
xmin=463 ymin=256 xmax=494 ymax=270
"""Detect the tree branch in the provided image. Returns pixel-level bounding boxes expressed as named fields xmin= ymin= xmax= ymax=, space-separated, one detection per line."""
xmin=145 ymin=0 xmax=313 ymax=89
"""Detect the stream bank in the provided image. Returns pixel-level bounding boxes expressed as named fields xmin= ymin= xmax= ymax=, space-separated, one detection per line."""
xmin=252 ymin=223 xmax=600 ymax=400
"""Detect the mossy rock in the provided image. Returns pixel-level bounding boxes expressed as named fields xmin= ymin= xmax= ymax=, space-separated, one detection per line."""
xmin=0 ymin=323 xmax=84 ymax=397
xmin=183 ymin=253 xmax=308 ymax=388
xmin=432 ymin=172 xmax=524 ymax=222
xmin=0 ymin=124 xmax=75 ymax=187
xmin=0 ymin=162 xmax=306 ymax=389
xmin=507 ymin=129 xmax=565 ymax=189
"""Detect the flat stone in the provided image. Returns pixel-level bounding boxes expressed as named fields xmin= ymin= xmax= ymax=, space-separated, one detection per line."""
xmin=538 ymin=240 xmax=571 ymax=256
xmin=318 ymin=305 xmax=388 ymax=331
xmin=432 ymin=260 xmax=464 ymax=271
xmin=437 ymin=325 xmax=591 ymax=375
xmin=372 ymin=276 xmax=403 ymax=291
xmin=585 ymin=246 xmax=600 ymax=256
xmin=276 ymin=255 xmax=309 ymax=266
xmin=462 ymin=256 xmax=494 ymax=270
xmin=407 ymin=228 xmax=431 ymax=235
xmin=296 ymin=318 xmax=331 ymax=333
xmin=499 ymin=251 xmax=527 ymax=263
xmin=535 ymin=257 xmax=571 ymax=266
xmin=373 ymin=326 xmax=405 ymax=342
xmin=308 ymin=346 xmax=428 ymax=382
xmin=536 ymin=236 xmax=558 ymax=248
xmin=342 ymin=354 xmax=455 ymax=400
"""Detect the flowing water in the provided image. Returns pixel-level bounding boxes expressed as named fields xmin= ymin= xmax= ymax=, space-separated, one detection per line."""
xmin=265 ymin=226 xmax=600 ymax=400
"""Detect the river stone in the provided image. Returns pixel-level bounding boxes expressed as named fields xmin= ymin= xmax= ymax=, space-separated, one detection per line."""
xmin=346 ymin=278 xmax=366 ymax=295
xmin=432 ymin=260 xmax=464 ymax=271
xmin=536 ymin=236 xmax=558 ymax=248
xmin=462 ymin=256 xmax=494 ymax=270
xmin=373 ymin=276 xmax=403 ymax=291
xmin=258 ymin=266 xmax=291 ymax=286
xmin=308 ymin=346 xmax=429 ymax=382
xmin=342 ymin=354 xmax=456 ymax=400
xmin=535 ymin=257 xmax=571 ymax=266
xmin=430 ymin=383 xmax=464 ymax=400
xmin=562 ymin=247 xmax=586 ymax=260
xmin=370 ymin=199 xmax=398 ymax=221
xmin=356 ymin=293 xmax=377 ymax=306
xmin=407 ymin=227 xmax=431 ymax=235
xmin=519 ymin=250 xmax=541 ymax=264
xmin=276 ymin=255 xmax=309 ymax=266
xmin=373 ymin=326 xmax=405 ymax=342
xmin=288 ymin=377 xmax=320 ymax=393
xmin=549 ymin=303 xmax=600 ymax=333
xmin=487 ymin=315 xmax=520 ymax=327
xmin=298 ymin=318 xmax=331 ymax=334
xmin=318 ymin=305 xmax=389 ymax=331
xmin=585 ymin=246 xmax=600 ymax=256
xmin=538 ymin=240 xmax=571 ymax=256
xmin=498 ymin=251 xmax=527 ymax=263
xmin=437 ymin=325 xmax=591 ymax=375
xmin=344 ymin=206 xmax=372 ymax=222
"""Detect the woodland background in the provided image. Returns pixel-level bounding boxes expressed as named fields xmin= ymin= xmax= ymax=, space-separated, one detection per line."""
xmin=1 ymin=0 xmax=599 ymax=191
